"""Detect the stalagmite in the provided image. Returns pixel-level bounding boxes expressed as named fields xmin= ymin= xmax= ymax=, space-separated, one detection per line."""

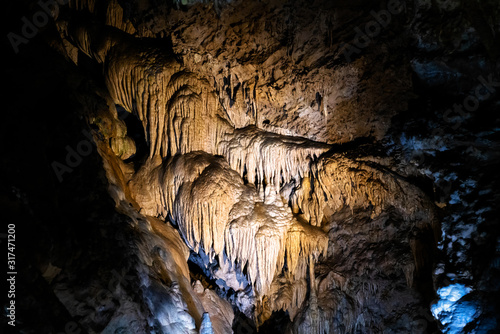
xmin=308 ymin=254 xmax=320 ymax=334
xmin=199 ymin=313 xmax=214 ymax=334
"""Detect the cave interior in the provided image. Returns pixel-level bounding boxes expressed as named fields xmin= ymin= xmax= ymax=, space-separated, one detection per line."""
xmin=2 ymin=0 xmax=500 ymax=333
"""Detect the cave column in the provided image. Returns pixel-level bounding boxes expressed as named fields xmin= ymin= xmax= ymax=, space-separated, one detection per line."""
xmin=309 ymin=254 xmax=320 ymax=333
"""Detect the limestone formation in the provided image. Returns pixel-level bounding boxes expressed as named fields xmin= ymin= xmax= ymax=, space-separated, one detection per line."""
xmin=6 ymin=0 xmax=499 ymax=333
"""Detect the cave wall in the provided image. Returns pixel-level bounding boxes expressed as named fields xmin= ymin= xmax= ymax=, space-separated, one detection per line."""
xmin=2 ymin=0 xmax=499 ymax=333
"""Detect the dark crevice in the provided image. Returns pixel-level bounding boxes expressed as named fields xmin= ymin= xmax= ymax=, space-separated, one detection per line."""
xmin=118 ymin=106 xmax=149 ymax=169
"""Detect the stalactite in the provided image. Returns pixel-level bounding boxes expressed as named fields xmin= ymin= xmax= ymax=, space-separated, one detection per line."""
xmin=285 ymin=219 xmax=329 ymax=281
xmin=403 ymin=263 xmax=415 ymax=288
xmin=63 ymin=19 xmax=439 ymax=333
xmin=68 ymin=0 xmax=97 ymax=12
xmin=130 ymin=151 xmax=329 ymax=310
xmin=292 ymin=153 xmax=436 ymax=227
xmin=104 ymin=46 xmax=233 ymax=158
xmin=323 ymin=91 xmax=328 ymax=125
xmin=218 ymin=126 xmax=330 ymax=192
xmin=269 ymin=278 xmax=308 ymax=321
xmin=68 ymin=23 xmax=233 ymax=159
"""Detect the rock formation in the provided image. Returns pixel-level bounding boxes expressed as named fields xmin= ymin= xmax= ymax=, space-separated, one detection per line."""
xmin=3 ymin=0 xmax=499 ymax=333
